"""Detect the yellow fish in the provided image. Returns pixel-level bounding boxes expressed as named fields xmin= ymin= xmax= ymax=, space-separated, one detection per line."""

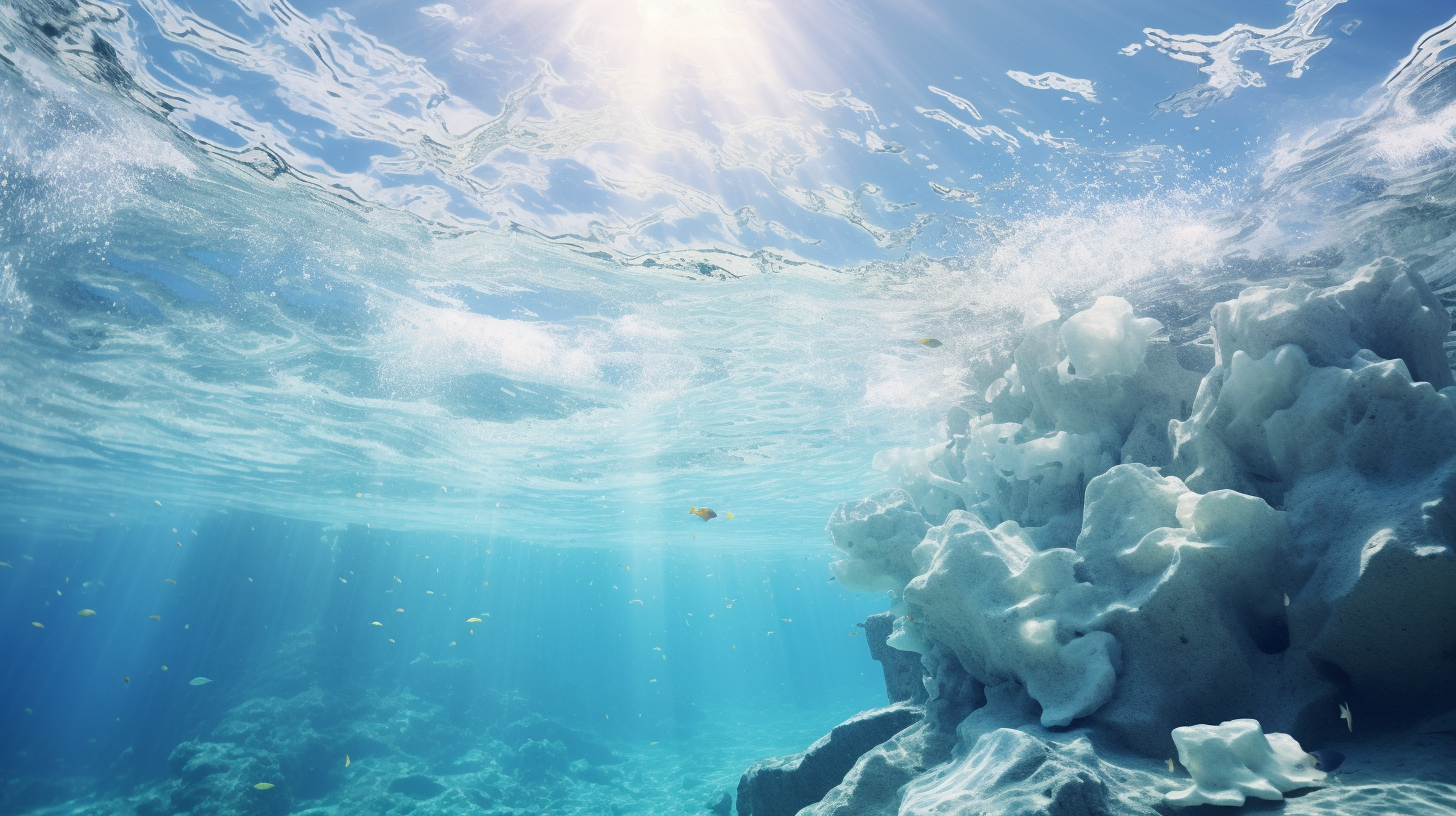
xmin=253 ymin=783 xmax=274 ymax=790
xmin=164 ymin=579 xmax=177 ymax=585
xmin=918 ymin=338 xmax=943 ymax=347
xmin=345 ymin=755 xmax=350 ymax=768
xmin=725 ymin=513 xmax=734 ymax=519
xmin=77 ymin=609 xmax=97 ymax=617
xmin=689 ymin=506 xmax=717 ymax=521
xmin=31 ymin=621 xmax=44 ymax=628
xmin=466 ymin=617 xmax=482 ymax=623
xmin=149 ymin=615 xmax=161 ymax=621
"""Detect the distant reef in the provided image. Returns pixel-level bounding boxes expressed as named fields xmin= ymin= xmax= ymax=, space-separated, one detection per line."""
xmin=739 ymin=258 xmax=1456 ymax=815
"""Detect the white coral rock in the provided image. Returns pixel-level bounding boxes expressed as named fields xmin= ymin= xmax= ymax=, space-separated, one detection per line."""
xmin=1166 ymin=718 xmax=1325 ymax=807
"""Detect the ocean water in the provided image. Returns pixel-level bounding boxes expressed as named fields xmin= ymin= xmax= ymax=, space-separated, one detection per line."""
xmin=4 ymin=0 xmax=1456 ymax=814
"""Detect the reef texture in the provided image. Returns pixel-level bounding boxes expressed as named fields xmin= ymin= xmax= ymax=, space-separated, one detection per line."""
xmin=762 ymin=259 xmax=1456 ymax=814
xmin=736 ymin=704 xmax=921 ymax=816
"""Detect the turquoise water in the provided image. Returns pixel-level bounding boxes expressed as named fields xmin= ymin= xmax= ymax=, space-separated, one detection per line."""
xmin=5 ymin=0 xmax=1456 ymax=814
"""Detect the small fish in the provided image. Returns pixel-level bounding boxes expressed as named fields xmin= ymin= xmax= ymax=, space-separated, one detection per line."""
xmin=123 ymin=677 xmax=130 ymax=684
xmin=189 ymin=677 xmax=212 ymax=686
xmin=23 ymin=707 xmax=31 ymax=714
xmin=725 ymin=513 xmax=735 ymax=519
xmin=1309 ymin=748 xmax=1345 ymax=772
xmin=345 ymin=755 xmax=350 ymax=768
xmin=629 ymin=599 xmax=644 ymax=605
xmin=164 ymin=579 xmax=177 ymax=585
xmin=253 ymin=783 xmax=274 ymax=790
xmin=77 ymin=609 xmax=96 ymax=617
xmin=395 ymin=608 xmax=404 ymax=613
xmin=689 ymin=506 xmax=717 ymax=521
xmin=0 ymin=561 xmax=11 ymax=568
xmin=149 ymin=616 xmax=161 ymax=621
xmin=161 ymin=666 xmax=168 ymax=671
xmin=1340 ymin=702 xmax=1353 ymax=732
xmin=371 ymin=621 xmax=382 ymax=626
xmin=339 ymin=578 xmax=347 ymax=583
xmin=918 ymin=338 xmax=943 ymax=347
xmin=466 ymin=617 xmax=482 ymax=623
xmin=1167 ymin=758 xmax=1175 ymax=773
xmin=781 ymin=618 xmax=792 ymax=623
xmin=649 ymin=679 xmax=657 ymax=683
xmin=448 ymin=641 xmax=456 ymax=646
xmin=848 ymin=632 xmax=857 ymax=636
xmin=31 ymin=621 xmax=44 ymax=628
xmin=1283 ymin=593 xmax=1290 ymax=607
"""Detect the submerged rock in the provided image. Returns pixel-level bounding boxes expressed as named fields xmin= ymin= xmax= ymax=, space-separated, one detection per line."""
xmin=864 ymin=612 xmax=928 ymax=704
xmin=1166 ymin=719 xmax=1324 ymax=807
xmin=771 ymin=262 xmax=1456 ymax=815
xmin=736 ymin=703 xmax=921 ymax=816
xmin=388 ymin=773 xmax=446 ymax=800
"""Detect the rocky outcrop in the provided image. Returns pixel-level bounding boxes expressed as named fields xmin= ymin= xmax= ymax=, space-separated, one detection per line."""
xmin=736 ymin=703 xmax=921 ymax=816
xmin=864 ymin=612 xmax=928 ymax=704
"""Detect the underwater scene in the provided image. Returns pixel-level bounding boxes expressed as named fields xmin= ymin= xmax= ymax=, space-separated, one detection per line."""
xmin=3 ymin=0 xmax=1456 ymax=814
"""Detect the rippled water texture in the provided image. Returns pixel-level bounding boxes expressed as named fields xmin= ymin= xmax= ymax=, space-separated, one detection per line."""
xmin=6 ymin=0 xmax=1455 ymax=545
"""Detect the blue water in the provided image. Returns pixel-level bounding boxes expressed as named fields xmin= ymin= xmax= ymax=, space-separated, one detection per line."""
xmin=5 ymin=0 xmax=1456 ymax=813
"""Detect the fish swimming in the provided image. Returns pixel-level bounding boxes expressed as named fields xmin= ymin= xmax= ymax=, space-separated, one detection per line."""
xmin=189 ymin=677 xmax=212 ymax=686
xmin=725 ymin=512 xmax=735 ymax=519
xmin=77 ymin=609 xmax=96 ymax=617
xmin=164 ymin=579 xmax=177 ymax=585
xmin=918 ymin=338 xmax=943 ymax=347
xmin=345 ymin=755 xmax=350 ymax=768
xmin=149 ymin=615 xmax=161 ymax=621
xmin=31 ymin=622 xmax=44 ymax=628
xmin=1308 ymin=749 xmax=1345 ymax=772
xmin=1340 ymin=702 xmax=1354 ymax=732
xmin=466 ymin=617 xmax=482 ymax=623
xmin=689 ymin=506 xmax=717 ymax=521
xmin=253 ymin=783 xmax=274 ymax=790
xmin=0 ymin=561 xmax=11 ymax=568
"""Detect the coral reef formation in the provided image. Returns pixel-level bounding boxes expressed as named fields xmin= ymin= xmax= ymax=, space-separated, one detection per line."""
xmin=749 ymin=259 xmax=1456 ymax=814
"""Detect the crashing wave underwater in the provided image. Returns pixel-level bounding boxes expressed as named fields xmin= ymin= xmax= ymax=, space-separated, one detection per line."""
xmin=3 ymin=0 xmax=1456 ymax=814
